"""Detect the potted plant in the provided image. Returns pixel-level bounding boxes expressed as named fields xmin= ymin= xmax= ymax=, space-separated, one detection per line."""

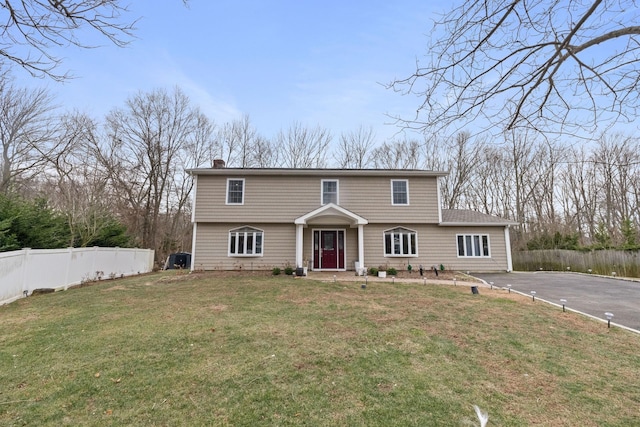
xmin=378 ymin=264 xmax=387 ymax=278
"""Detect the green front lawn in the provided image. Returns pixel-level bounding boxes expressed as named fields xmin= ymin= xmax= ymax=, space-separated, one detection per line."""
xmin=1 ymin=271 xmax=638 ymax=426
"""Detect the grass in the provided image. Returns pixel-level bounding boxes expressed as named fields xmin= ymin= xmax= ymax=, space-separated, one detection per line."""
xmin=1 ymin=271 xmax=639 ymax=426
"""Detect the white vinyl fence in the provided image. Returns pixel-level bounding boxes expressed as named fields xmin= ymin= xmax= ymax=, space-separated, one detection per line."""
xmin=0 ymin=247 xmax=154 ymax=305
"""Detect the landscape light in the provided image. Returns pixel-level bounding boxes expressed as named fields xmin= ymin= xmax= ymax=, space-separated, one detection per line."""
xmin=489 ymin=281 xmax=494 ymax=290
xmin=560 ymin=299 xmax=567 ymax=312
xmin=392 ymin=276 xmax=395 ymax=284
xmin=333 ymin=274 xmax=336 ymax=283
xmin=531 ymin=291 xmax=536 ymax=302
xmin=605 ymin=312 xmax=614 ymax=328
xmin=507 ymin=284 xmax=512 ymax=293
xmin=453 ymin=278 xmax=457 ymax=286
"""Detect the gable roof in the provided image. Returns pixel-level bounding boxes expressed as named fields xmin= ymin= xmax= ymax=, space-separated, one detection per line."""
xmin=440 ymin=209 xmax=519 ymax=226
xmin=295 ymin=203 xmax=368 ymax=226
xmin=188 ymin=168 xmax=448 ymax=178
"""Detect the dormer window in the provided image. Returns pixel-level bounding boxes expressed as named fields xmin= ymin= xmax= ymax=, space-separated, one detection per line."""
xmin=322 ymin=179 xmax=339 ymax=205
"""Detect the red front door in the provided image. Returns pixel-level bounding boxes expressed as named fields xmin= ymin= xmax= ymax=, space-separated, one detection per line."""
xmin=313 ymin=230 xmax=345 ymax=270
xmin=321 ymin=231 xmax=337 ymax=269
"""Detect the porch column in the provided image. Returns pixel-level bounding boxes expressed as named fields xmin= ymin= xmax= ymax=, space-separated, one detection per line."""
xmin=504 ymin=225 xmax=513 ymax=272
xmin=358 ymin=224 xmax=365 ymax=272
xmin=296 ymin=224 xmax=304 ymax=268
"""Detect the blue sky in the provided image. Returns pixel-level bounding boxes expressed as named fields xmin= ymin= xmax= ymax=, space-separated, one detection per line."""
xmin=15 ymin=1 xmax=444 ymax=143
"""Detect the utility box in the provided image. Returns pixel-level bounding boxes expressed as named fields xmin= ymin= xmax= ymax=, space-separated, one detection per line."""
xmin=164 ymin=252 xmax=191 ymax=270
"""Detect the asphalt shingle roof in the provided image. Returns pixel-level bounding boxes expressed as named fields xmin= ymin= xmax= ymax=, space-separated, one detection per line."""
xmin=441 ymin=209 xmax=519 ymax=226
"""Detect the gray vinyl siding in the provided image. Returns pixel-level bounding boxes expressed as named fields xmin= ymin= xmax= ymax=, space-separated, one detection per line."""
xmin=193 ymin=175 xmax=440 ymax=224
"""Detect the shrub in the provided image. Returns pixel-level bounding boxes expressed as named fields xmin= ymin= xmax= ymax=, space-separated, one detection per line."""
xmin=272 ymin=267 xmax=281 ymax=275
xmin=284 ymin=266 xmax=294 ymax=275
xmin=368 ymin=267 xmax=378 ymax=276
xmin=387 ymin=267 xmax=398 ymax=276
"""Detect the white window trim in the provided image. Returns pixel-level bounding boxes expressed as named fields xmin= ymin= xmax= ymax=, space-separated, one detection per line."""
xmin=390 ymin=179 xmax=409 ymax=206
xmin=228 ymin=226 xmax=264 ymax=257
xmin=383 ymin=227 xmax=418 ymax=257
xmin=456 ymin=234 xmax=491 ymax=258
xmin=321 ymin=179 xmax=339 ymax=205
xmin=226 ymin=178 xmax=245 ymax=205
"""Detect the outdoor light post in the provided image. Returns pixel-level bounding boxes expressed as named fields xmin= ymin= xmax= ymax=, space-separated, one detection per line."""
xmin=605 ymin=312 xmax=614 ymax=328
xmin=531 ymin=291 xmax=536 ymax=302
xmin=560 ymin=299 xmax=567 ymax=312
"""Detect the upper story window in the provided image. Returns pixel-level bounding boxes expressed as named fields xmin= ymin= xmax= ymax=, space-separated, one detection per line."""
xmin=391 ymin=180 xmax=409 ymax=205
xmin=322 ymin=179 xmax=339 ymax=205
xmin=457 ymin=234 xmax=490 ymax=257
xmin=227 ymin=178 xmax=245 ymax=205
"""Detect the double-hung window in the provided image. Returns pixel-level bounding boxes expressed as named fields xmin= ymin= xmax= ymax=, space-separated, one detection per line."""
xmin=229 ymin=226 xmax=263 ymax=256
xmin=384 ymin=227 xmax=417 ymax=256
xmin=457 ymin=234 xmax=490 ymax=257
xmin=227 ymin=179 xmax=245 ymax=205
xmin=322 ymin=179 xmax=339 ymax=205
xmin=391 ymin=180 xmax=409 ymax=205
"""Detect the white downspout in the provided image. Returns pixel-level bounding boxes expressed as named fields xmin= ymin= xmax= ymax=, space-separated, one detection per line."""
xmin=504 ymin=225 xmax=513 ymax=272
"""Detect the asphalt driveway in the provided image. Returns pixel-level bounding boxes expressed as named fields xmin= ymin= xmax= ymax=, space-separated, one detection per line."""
xmin=471 ymin=271 xmax=640 ymax=332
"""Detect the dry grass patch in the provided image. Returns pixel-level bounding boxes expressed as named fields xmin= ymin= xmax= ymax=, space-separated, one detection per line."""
xmin=0 ymin=271 xmax=638 ymax=426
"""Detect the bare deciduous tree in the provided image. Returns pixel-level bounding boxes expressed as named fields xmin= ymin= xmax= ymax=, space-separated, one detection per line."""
xmin=428 ymin=132 xmax=485 ymax=210
xmin=213 ymin=115 xmax=272 ymax=168
xmin=0 ymin=79 xmax=60 ymax=193
xmin=0 ymin=1 xmax=189 ymax=80
xmin=277 ymin=122 xmax=332 ymax=168
xmin=390 ymin=0 xmax=640 ymax=137
xmin=370 ymin=139 xmax=421 ymax=169
xmin=334 ymin=125 xmax=376 ymax=169
xmin=93 ymin=87 xmax=213 ymax=261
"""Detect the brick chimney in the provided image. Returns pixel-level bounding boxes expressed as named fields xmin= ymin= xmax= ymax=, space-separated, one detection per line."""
xmin=213 ymin=159 xmax=226 ymax=169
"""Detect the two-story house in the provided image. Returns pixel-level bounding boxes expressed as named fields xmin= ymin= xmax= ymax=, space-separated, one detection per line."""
xmin=188 ymin=165 xmax=517 ymax=273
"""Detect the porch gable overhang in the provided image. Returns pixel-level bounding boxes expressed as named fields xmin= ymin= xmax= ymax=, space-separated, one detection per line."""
xmin=294 ymin=203 xmax=368 ymax=227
